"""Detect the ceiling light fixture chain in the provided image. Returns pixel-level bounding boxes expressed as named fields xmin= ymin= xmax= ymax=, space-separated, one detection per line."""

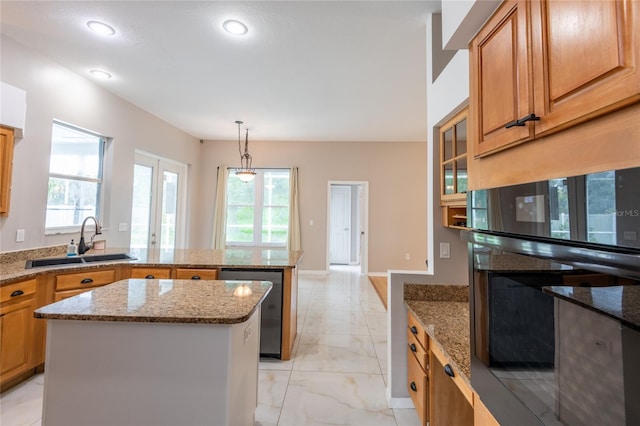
xmin=235 ymin=120 xmax=256 ymax=182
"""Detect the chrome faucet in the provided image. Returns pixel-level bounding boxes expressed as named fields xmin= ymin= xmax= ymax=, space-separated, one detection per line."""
xmin=78 ymin=216 xmax=102 ymax=255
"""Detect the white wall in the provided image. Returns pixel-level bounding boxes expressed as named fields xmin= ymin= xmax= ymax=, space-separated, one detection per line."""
xmin=441 ymin=0 xmax=501 ymax=50
xmin=0 ymin=35 xmax=203 ymax=252
xmin=387 ymin=13 xmax=472 ymax=405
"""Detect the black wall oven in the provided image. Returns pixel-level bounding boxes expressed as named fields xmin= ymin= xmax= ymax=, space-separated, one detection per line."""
xmin=467 ymin=167 xmax=640 ymax=425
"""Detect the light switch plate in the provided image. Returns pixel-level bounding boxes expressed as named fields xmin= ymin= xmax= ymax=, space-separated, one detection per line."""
xmin=16 ymin=229 xmax=25 ymax=242
xmin=439 ymin=242 xmax=450 ymax=259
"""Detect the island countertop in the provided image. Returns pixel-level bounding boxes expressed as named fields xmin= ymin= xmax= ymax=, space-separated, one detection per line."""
xmin=34 ymin=279 xmax=273 ymax=325
xmin=0 ymin=247 xmax=304 ymax=285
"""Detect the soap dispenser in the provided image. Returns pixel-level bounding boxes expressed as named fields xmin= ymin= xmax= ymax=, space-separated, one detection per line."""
xmin=67 ymin=239 xmax=78 ymax=256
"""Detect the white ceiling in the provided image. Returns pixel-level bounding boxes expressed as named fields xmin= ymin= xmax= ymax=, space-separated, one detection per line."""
xmin=0 ymin=1 xmax=441 ymax=142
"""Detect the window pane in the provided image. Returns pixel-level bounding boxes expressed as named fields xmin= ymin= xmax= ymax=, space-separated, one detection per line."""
xmin=50 ymin=123 xmax=102 ymax=178
xmin=443 ymin=162 xmax=454 ymax=195
xmin=262 ymin=206 xmax=289 ymax=243
xmin=226 ymin=206 xmax=254 ymax=242
xmin=264 ymin=171 xmax=290 ymax=205
xmin=45 ymin=177 xmax=97 ymax=228
xmin=443 ymin=128 xmax=453 ymax=161
xmin=227 ymin=175 xmax=255 ymax=204
xmin=456 ymin=157 xmax=467 ymax=194
xmin=160 ymin=171 xmax=178 ymax=249
xmin=549 ymin=179 xmax=570 ymax=240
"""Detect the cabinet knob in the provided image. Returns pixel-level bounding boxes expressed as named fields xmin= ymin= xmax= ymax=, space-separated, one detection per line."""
xmin=80 ymin=278 xmax=94 ymax=284
xmin=145 ymin=275 xmax=155 ymax=279
xmin=191 ymin=275 xmax=201 ymax=280
xmin=410 ymin=326 xmax=418 ymax=335
xmin=444 ymin=364 xmax=455 ymax=378
xmin=10 ymin=290 xmax=24 ymax=297
xmin=410 ymin=381 xmax=417 ymax=392
xmin=505 ymin=113 xmax=540 ymax=129
xmin=409 ymin=343 xmax=417 ymax=353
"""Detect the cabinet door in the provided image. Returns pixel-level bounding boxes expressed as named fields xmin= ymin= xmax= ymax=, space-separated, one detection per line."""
xmin=532 ymin=0 xmax=640 ymax=136
xmin=0 ymin=126 xmax=15 ymax=216
xmin=471 ymin=0 xmax=534 ymax=157
xmin=0 ymin=298 xmax=35 ymax=381
xmin=407 ymin=350 xmax=428 ymax=426
xmin=429 ymin=350 xmax=473 ymax=426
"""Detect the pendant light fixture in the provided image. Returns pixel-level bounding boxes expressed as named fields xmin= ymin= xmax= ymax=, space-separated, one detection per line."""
xmin=235 ymin=120 xmax=256 ymax=182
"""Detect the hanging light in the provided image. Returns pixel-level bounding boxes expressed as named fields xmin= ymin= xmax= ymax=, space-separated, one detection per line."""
xmin=234 ymin=120 xmax=256 ymax=182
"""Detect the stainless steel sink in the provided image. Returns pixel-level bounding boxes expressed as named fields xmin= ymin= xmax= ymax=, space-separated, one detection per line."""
xmin=26 ymin=253 xmax=136 ymax=268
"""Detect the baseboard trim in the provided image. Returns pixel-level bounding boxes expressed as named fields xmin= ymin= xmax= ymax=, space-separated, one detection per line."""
xmin=367 ymin=271 xmax=387 ymax=277
xmin=298 ymin=269 xmax=329 ymax=276
xmin=386 ymin=389 xmax=415 ymax=409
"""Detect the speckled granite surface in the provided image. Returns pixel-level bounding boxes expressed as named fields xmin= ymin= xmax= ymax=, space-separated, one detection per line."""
xmin=544 ymin=285 xmax=640 ymax=331
xmin=404 ymin=284 xmax=471 ymax=386
xmin=404 ymin=283 xmax=468 ymax=302
xmin=0 ymin=247 xmax=303 ymax=285
xmin=35 ymin=279 xmax=272 ymax=324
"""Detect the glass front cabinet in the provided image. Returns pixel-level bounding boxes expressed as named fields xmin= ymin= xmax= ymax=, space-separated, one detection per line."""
xmin=440 ymin=108 xmax=468 ymax=229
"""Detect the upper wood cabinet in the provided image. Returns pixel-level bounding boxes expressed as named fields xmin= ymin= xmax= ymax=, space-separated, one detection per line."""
xmin=0 ymin=126 xmax=15 ymax=215
xmin=471 ymin=0 xmax=640 ymax=158
xmin=440 ymin=108 xmax=468 ymax=205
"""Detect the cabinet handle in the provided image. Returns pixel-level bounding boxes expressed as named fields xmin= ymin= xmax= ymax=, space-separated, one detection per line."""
xmin=410 ymin=326 xmax=418 ymax=335
xmin=80 ymin=278 xmax=94 ymax=284
xmin=444 ymin=364 xmax=455 ymax=378
xmin=505 ymin=113 xmax=540 ymax=129
xmin=410 ymin=381 xmax=417 ymax=392
xmin=145 ymin=275 xmax=155 ymax=279
xmin=10 ymin=290 xmax=24 ymax=297
xmin=191 ymin=275 xmax=201 ymax=280
xmin=409 ymin=343 xmax=417 ymax=353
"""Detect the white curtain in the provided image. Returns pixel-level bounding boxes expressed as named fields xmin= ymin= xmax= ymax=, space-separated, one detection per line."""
xmin=212 ymin=166 xmax=229 ymax=249
xmin=288 ymin=167 xmax=301 ymax=251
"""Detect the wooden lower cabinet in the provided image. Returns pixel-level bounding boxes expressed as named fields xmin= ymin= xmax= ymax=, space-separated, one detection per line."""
xmin=174 ymin=268 xmax=218 ymax=280
xmin=53 ymin=268 xmax=118 ymax=301
xmin=474 ymin=394 xmax=501 ymax=426
xmin=0 ymin=279 xmax=37 ymax=388
xmin=129 ymin=267 xmax=172 ymax=279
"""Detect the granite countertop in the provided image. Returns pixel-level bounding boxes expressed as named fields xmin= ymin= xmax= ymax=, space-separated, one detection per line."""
xmin=0 ymin=247 xmax=304 ymax=285
xmin=34 ymin=279 xmax=272 ymax=324
xmin=474 ymin=252 xmax=572 ymax=272
xmin=404 ymin=284 xmax=471 ymax=385
xmin=543 ymin=285 xmax=640 ymax=331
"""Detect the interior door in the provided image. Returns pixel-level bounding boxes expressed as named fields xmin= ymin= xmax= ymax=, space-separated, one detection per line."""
xmin=131 ymin=152 xmax=187 ymax=249
xmin=330 ymin=185 xmax=351 ymax=264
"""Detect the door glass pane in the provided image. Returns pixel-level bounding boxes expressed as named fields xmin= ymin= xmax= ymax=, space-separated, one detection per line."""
xmin=549 ymin=178 xmax=570 ymax=240
xmin=455 ymin=118 xmax=467 ymax=156
xmin=586 ymin=171 xmax=616 ymax=244
xmin=456 ymin=157 xmax=468 ymax=194
xmin=160 ymin=171 xmax=178 ymax=249
xmin=443 ymin=162 xmax=454 ymax=195
xmin=443 ymin=128 xmax=453 ymax=161
xmin=131 ymin=164 xmax=153 ymax=248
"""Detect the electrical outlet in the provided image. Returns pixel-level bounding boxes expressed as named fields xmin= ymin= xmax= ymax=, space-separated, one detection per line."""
xmin=405 ymin=253 xmax=410 ymax=260
xmin=16 ymin=229 xmax=25 ymax=242
xmin=439 ymin=242 xmax=450 ymax=259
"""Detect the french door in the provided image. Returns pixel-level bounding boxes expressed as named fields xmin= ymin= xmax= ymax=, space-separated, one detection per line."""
xmin=131 ymin=152 xmax=187 ymax=250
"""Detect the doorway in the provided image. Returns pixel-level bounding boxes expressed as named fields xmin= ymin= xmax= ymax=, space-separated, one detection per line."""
xmin=131 ymin=151 xmax=188 ymax=250
xmin=327 ymin=181 xmax=368 ymax=275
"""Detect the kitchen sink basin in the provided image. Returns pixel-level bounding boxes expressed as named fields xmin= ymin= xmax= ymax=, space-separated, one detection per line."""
xmin=82 ymin=253 xmax=136 ymax=262
xmin=26 ymin=253 xmax=136 ymax=268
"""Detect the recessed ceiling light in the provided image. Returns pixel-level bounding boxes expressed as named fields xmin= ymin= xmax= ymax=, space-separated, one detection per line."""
xmin=90 ymin=69 xmax=112 ymax=80
xmin=223 ymin=20 xmax=248 ymax=35
xmin=87 ymin=20 xmax=116 ymax=36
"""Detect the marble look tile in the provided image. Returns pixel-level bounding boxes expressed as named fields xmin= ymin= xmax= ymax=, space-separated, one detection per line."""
xmin=255 ymin=370 xmax=291 ymax=425
xmin=393 ymin=408 xmax=422 ymax=426
xmin=306 ymin=298 xmax=362 ymax=314
xmin=365 ymin=311 xmax=388 ymax=336
xmin=293 ymin=334 xmax=381 ymax=374
xmin=302 ymin=310 xmax=369 ymax=335
xmin=0 ymin=379 xmax=43 ymax=426
xmin=371 ymin=334 xmax=388 ymax=375
xmin=278 ymin=371 xmax=395 ymax=426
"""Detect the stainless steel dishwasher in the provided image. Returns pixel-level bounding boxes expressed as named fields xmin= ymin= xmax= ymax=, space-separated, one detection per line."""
xmin=218 ymin=268 xmax=283 ymax=358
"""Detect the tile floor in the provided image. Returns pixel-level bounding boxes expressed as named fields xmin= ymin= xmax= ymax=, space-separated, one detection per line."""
xmin=0 ymin=266 xmax=421 ymax=426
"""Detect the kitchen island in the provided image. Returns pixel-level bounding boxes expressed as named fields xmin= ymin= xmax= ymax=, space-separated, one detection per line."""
xmin=34 ymin=278 xmax=272 ymax=426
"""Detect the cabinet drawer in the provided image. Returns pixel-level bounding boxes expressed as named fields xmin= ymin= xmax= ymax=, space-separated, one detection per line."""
xmin=56 ymin=269 xmax=116 ymax=291
xmin=408 ymin=311 xmax=428 ymax=350
xmin=1 ymin=279 xmax=37 ymax=303
xmin=175 ymin=268 xmax=218 ymax=280
xmin=130 ymin=267 xmax=171 ymax=279
xmin=407 ymin=328 xmax=428 ymax=372
xmin=407 ymin=348 xmax=428 ymax=425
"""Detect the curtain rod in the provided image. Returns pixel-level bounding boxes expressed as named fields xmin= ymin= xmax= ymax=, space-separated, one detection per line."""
xmin=216 ymin=166 xmax=295 ymax=171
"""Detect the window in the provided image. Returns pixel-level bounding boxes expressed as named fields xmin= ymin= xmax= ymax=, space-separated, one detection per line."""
xmin=45 ymin=121 xmax=106 ymax=231
xmin=226 ymin=169 xmax=290 ymax=246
